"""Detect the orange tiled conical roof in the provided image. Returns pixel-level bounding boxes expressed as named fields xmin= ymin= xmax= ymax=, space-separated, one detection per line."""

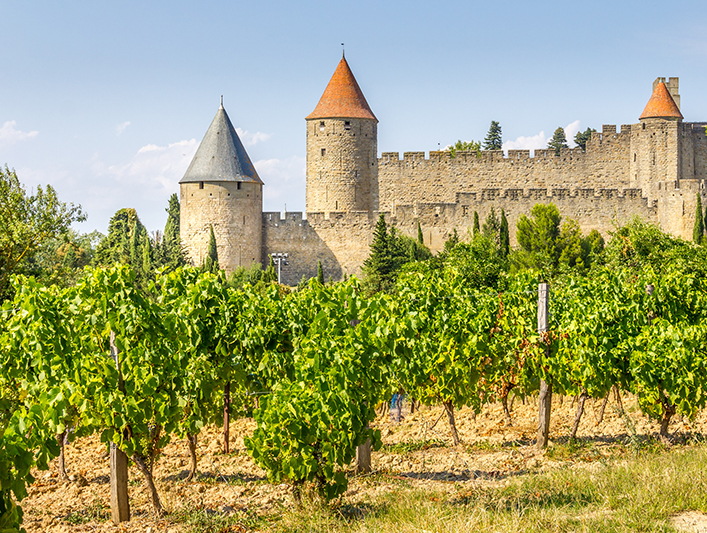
xmin=640 ymin=82 xmax=683 ymax=120
xmin=306 ymin=57 xmax=377 ymax=121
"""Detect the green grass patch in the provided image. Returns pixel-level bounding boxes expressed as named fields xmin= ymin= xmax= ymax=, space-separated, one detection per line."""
xmin=63 ymin=498 xmax=110 ymax=525
xmin=169 ymin=504 xmax=256 ymax=533
xmin=258 ymin=445 xmax=707 ymax=532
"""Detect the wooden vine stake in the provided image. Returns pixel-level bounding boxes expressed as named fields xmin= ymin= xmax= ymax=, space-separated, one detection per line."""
xmin=537 ymin=282 xmax=552 ymax=451
xmin=109 ymin=331 xmax=130 ymax=523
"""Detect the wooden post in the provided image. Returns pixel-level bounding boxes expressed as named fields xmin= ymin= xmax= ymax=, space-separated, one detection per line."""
xmin=109 ymin=331 xmax=130 ymax=523
xmin=223 ymin=382 xmax=231 ymax=454
xmin=537 ymin=282 xmax=552 ymax=451
xmin=110 ymin=443 xmax=130 ymax=523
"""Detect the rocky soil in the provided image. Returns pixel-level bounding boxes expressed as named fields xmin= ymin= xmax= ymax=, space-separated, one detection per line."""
xmin=19 ymin=392 xmax=707 ymax=532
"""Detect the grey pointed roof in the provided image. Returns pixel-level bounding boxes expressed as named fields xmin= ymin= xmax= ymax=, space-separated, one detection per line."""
xmin=180 ymin=104 xmax=263 ymax=185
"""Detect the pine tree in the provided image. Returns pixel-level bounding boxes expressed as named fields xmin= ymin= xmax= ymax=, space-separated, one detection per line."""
xmin=473 ymin=211 xmax=480 ymax=236
xmin=417 ymin=220 xmax=424 ymax=245
xmin=499 ymin=209 xmax=510 ymax=258
xmin=548 ymin=127 xmax=568 ymax=156
xmin=483 ymin=121 xmax=503 ymax=151
xmin=574 ymin=128 xmax=596 ymax=151
xmin=204 ymin=225 xmax=219 ymax=273
xmin=694 ymin=193 xmax=704 ymax=244
xmin=316 ymin=260 xmax=324 ymax=284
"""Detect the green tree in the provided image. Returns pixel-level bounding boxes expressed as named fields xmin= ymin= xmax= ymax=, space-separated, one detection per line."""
xmin=447 ymin=140 xmax=481 ymax=158
xmin=316 ymin=260 xmax=324 ymax=284
xmin=574 ymin=127 xmax=596 ymax=151
xmin=204 ymin=225 xmax=219 ymax=273
xmin=499 ymin=209 xmax=510 ymax=258
xmin=417 ymin=220 xmax=424 ymax=245
xmin=483 ymin=121 xmax=503 ymax=151
xmin=515 ymin=203 xmax=562 ymax=272
xmin=0 ymin=166 xmax=84 ymax=300
xmin=482 ymin=207 xmax=500 ymax=244
xmin=141 ymin=238 xmax=152 ymax=275
xmin=161 ymin=193 xmax=186 ymax=270
xmin=694 ymin=193 xmax=704 ymax=244
xmin=94 ymin=208 xmax=148 ymax=268
xmin=473 ymin=211 xmax=480 ymax=236
xmin=548 ymin=127 xmax=568 ymax=156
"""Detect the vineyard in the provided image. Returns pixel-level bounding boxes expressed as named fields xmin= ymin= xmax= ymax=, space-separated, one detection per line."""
xmin=2 ymin=237 xmax=707 ymax=532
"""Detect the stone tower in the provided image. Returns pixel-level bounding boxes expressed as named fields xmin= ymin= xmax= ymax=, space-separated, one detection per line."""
xmin=179 ymin=102 xmax=263 ymax=272
xmin=630 ymin=80 xmax=684 ymax=203
xmin=306 ymin=55 xmax=379 ymax=213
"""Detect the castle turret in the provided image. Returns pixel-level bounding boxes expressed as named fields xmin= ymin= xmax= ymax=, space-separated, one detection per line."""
xmin=306 ymin=55 xmax=378 ymax=213
xmin=179 ymin=102 xmax=263 ymax=272
xmin=639 ymin=80 xmax=683 ymax=123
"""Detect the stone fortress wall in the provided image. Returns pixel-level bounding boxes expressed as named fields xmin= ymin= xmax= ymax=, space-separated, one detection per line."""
xmin=179 ymin=66 xmax=707 ymax=286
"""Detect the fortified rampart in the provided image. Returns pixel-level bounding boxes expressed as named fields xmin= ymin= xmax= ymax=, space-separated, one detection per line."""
xmin=180 ymin=64 xmax=707 ymax=286
xmin=262 ymin=183 xmax=659 ymax=286
xmin=378 ymin=125 xmax=632 ymax=210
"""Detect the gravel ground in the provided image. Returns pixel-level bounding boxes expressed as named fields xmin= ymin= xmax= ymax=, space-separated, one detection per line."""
xmin=19 ymin=392 xmax=707 ymax=532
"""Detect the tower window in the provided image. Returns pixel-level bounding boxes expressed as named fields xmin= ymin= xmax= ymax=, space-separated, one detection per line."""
xmin=319 ymin=121 xmax=325 ymax=131
xmin=199 ymin=181 xmax=204 ymax=189
xmin=237 ymin=182 xmax=242 ymax=190
xmin=344 ymin=121 xmax=351 ymax=130
xmin=321 ymin=148 xmax=326 ymax=157
xmin=243 ymin=216 xmax=246 ymax=225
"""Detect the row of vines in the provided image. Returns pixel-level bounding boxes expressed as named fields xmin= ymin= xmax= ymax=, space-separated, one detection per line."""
xmin=1 ymin=259 xmax=707 ymax=530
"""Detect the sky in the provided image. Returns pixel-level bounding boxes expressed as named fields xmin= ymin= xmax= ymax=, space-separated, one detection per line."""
xmin=2 ymin=0 xmax=707 ymax=235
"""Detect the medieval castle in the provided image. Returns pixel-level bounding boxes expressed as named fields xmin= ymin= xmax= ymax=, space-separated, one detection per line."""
xmin=179 ymin=56 xmax=707 ymax=285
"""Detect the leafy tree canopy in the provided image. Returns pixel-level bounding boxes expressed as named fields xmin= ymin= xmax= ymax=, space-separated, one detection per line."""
xmin=446 ymin=140 xmax=481 ymax=158
xmin=0 ymin=166 xmax=84 ymax=300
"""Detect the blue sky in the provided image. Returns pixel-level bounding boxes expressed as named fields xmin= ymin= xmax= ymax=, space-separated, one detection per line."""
xmin=2 ymin=0 xmax=706 ymax=234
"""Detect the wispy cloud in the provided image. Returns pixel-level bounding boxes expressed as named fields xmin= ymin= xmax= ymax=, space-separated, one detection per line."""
xmin=258 ymin=156 xmax=306 ymax=212
xmin=0 ymin=121 xmax=39 ymax=144
xmin=101 ymin=139 xmax=198 ymax=192
xmin=236 ymin=128 xmax=272 ymax=147
xmin=116 ymin=121 xmax=131 ymax=136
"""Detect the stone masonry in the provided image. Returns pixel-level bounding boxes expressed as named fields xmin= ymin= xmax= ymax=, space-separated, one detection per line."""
xmin=180 ymin=59 xmax=707 ymax=286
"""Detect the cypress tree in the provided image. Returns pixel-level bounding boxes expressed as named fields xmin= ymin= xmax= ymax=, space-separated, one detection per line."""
xmin=141 ymin=237 xmax=152 ymax=275
xmin=129 ymin=220 xmax=140 ymax=267
xmin=417 ymin=220 xmax=424 ymax=244
xmin=316 ymin=260 xmax=324 ymax=284
xmin=162 ymin=193 xmax=186 ymax=269
xmin=473 ymin=211 xmax=480 ymax=236
xmin=204 ymin=225 xmax=219 ymax=273
xmin=694 ymin=193 xmax=704 ymax=244
xmin=499 ymin=209 xmax=510 ymax=257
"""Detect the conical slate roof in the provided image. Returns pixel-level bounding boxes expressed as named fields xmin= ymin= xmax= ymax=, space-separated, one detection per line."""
xmin=640 ymin=82 xmax=683 ymax=120
xmin=180 ymin=104 xmax=263 ymax=184
xmin=306 ymin=56 xmax=377 ymax=121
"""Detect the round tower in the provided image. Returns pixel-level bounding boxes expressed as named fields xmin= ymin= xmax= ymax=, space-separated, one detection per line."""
xmin=306 ymin=55 xmax=378 ymax=213
xmin=179 ymin=102 xmax=263 ymax=272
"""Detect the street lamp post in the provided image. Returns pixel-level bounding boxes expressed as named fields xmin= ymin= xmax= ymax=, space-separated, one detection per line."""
xmin=270 ymin=252 xmax=289 ymax=284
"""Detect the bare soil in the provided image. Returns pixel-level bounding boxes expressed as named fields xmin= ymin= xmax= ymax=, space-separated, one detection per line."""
xmin=20 ymin=393 xmax=707 ymax=532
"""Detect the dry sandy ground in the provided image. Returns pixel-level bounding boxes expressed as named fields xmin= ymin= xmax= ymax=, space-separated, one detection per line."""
xmin=19 ymin=393 xmax=707 ymax=532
